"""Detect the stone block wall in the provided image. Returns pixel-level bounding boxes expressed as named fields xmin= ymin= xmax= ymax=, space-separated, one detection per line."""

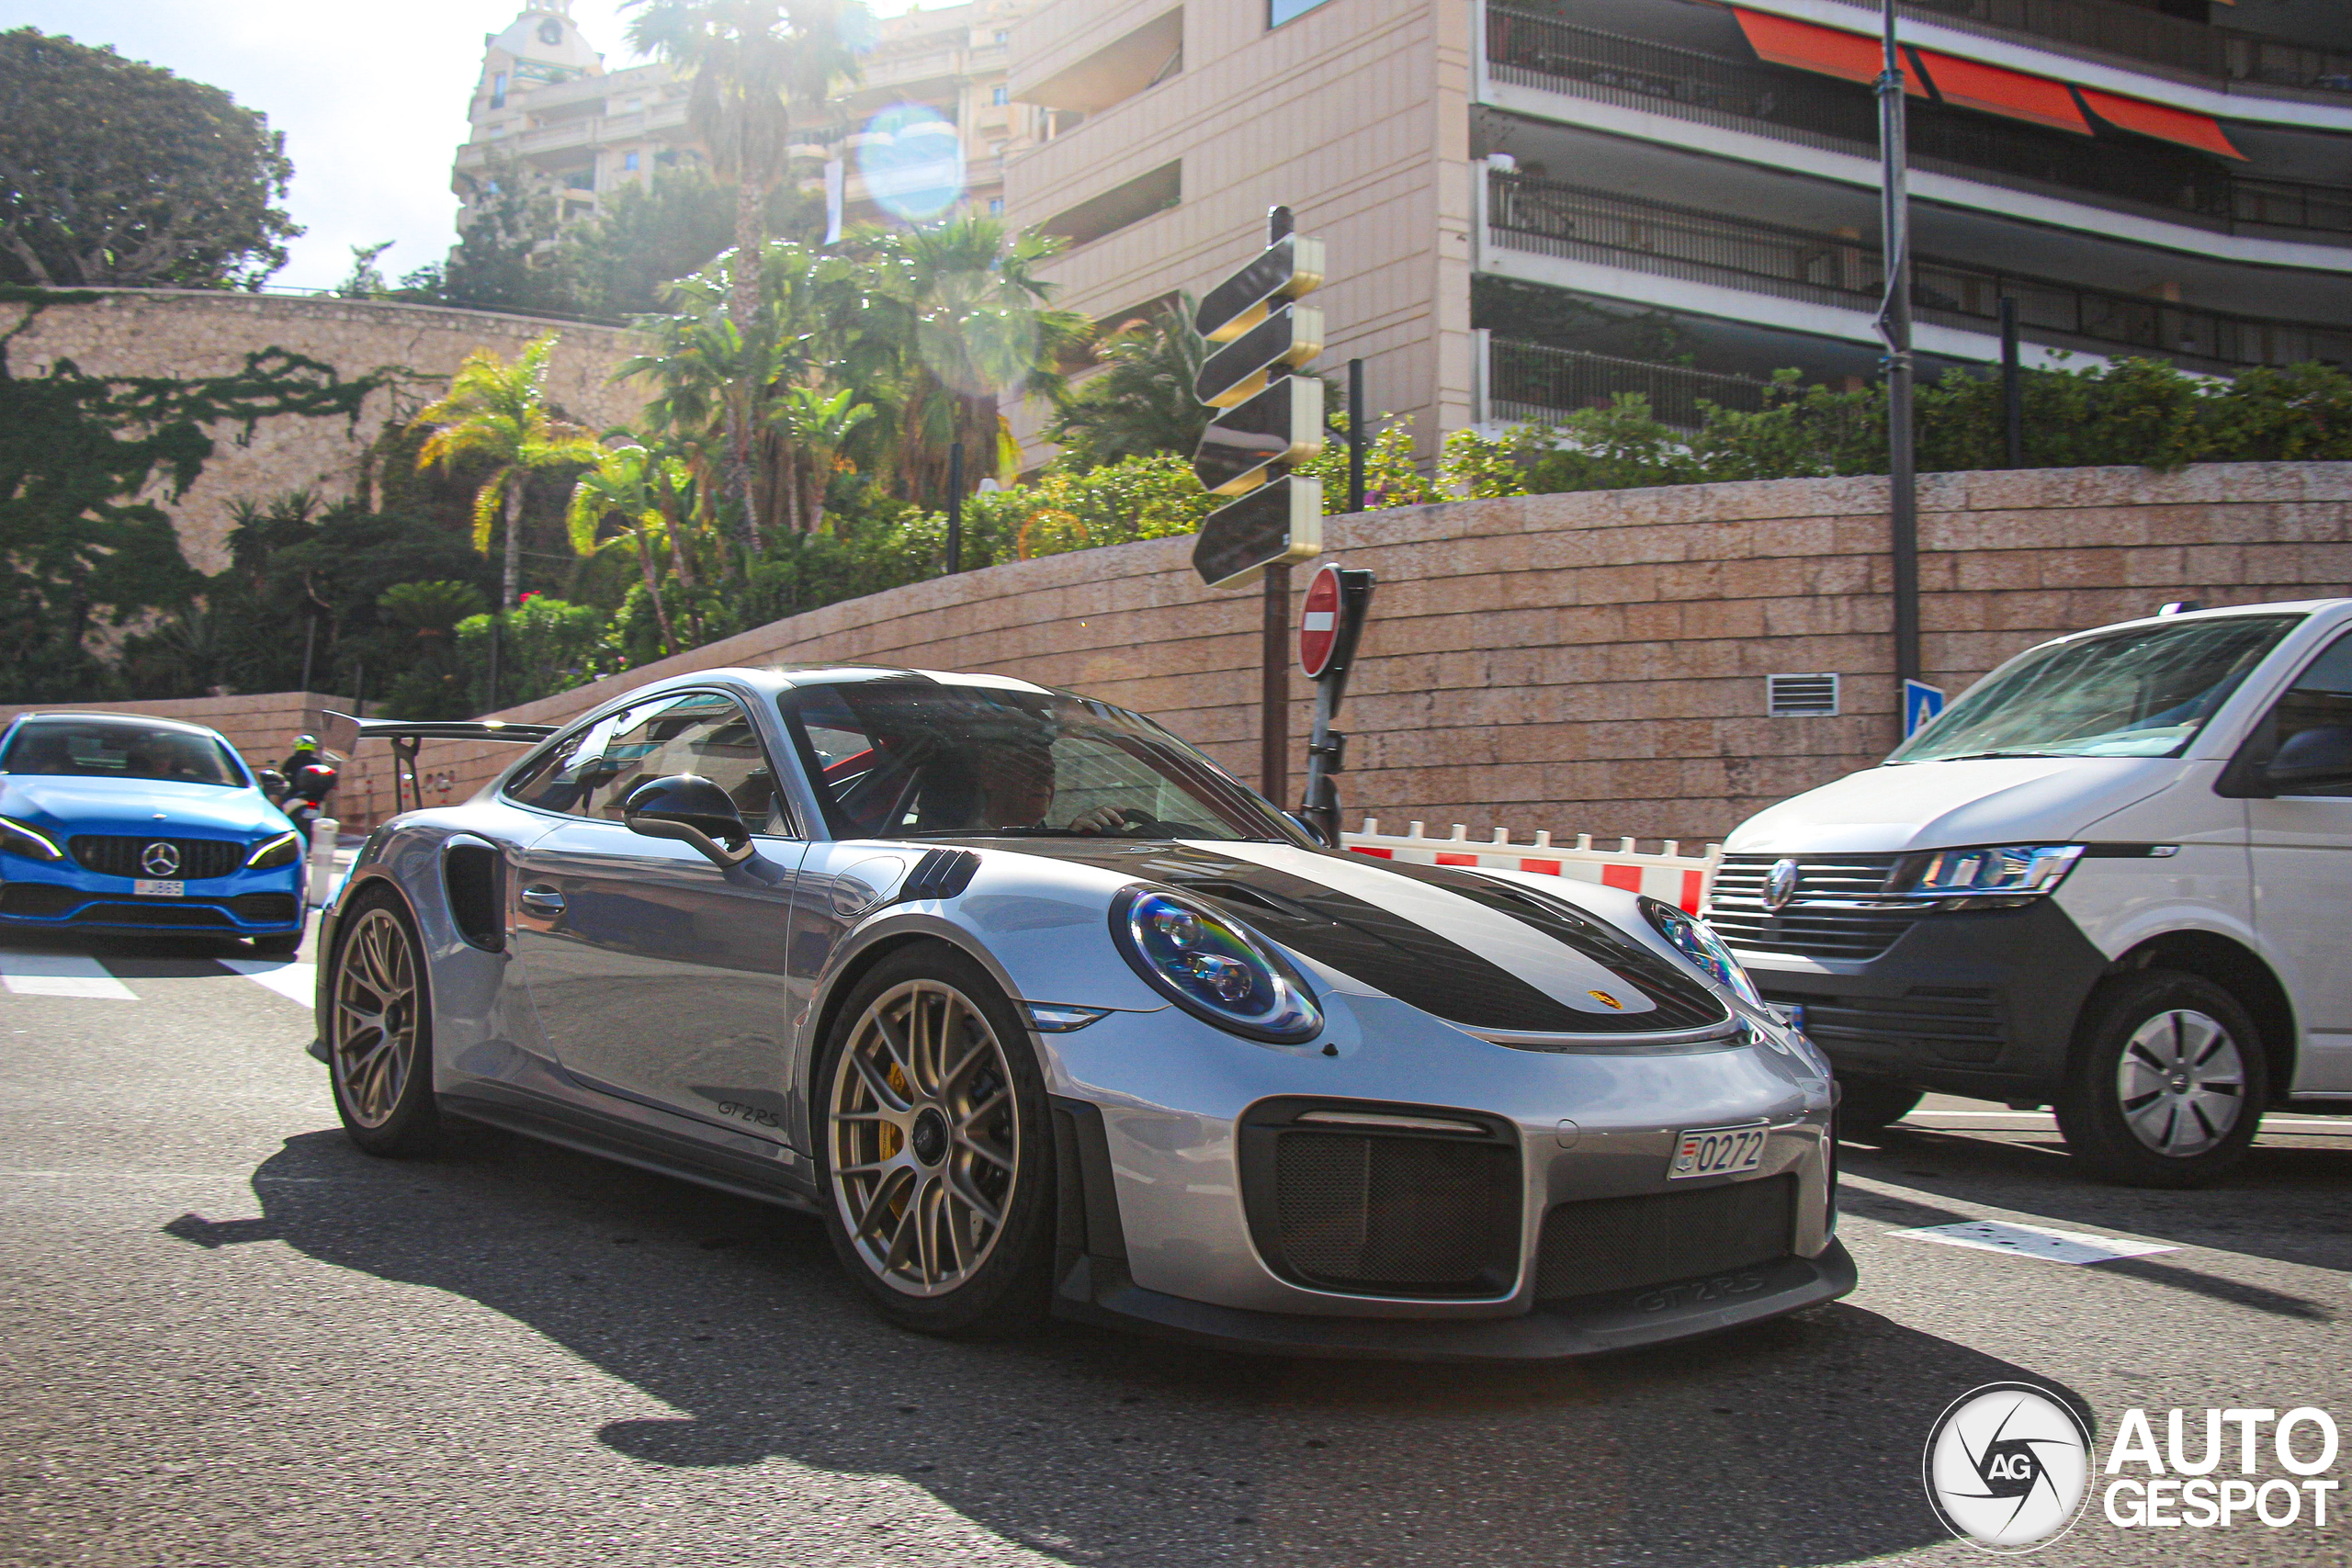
xmin=7 ymin=289 xmax=647 ymax=572
xmin=351 ymin=460 xmax=2352 ymax=844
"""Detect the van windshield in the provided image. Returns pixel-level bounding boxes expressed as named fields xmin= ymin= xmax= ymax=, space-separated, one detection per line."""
xmin=1891 ymin=615 xmax=2301 ymax=763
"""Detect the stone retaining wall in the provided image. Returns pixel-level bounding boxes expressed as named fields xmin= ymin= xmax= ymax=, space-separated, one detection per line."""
xmin=7 ymin=289 xmax=647 ymax=572
xmin=365 ymin=460 xmax=2352 ymax=844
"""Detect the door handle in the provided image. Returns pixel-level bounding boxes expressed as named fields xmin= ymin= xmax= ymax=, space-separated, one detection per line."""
xmin=520 ymin=885 xmax=566 ymax=917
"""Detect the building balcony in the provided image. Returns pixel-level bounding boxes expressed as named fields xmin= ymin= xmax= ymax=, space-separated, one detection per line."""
xmin=1830 ymin=0 xmax=2352 ymax=96
xmin=1480 ymin=169 xmax=2352 ymax=372
xmin=1481 ymin=337 xmax=1773 ymax=428
xmin=1483 ymin=8 xmax=2351 ymax=241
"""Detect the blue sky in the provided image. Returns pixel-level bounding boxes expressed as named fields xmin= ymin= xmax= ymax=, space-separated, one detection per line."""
xmin=0 ymin=2 xmax=912 ymax=291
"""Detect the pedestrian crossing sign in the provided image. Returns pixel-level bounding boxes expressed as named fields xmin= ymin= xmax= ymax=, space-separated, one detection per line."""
xmin=1905 ymin=679 xmax=1947 ymax=739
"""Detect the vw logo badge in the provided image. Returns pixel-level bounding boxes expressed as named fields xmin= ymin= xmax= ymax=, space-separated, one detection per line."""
xmin=1762 ymin=858 xmax=1799 ymax=911
xmin=140 ymin=841 xmax=181 ymax=877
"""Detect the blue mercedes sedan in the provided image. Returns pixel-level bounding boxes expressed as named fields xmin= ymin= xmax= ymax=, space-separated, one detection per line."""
xmin=0 ymin=712 xmax=307 ymax=952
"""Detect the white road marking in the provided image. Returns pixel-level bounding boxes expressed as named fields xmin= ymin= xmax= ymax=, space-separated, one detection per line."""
xmin=217 ymin=959 xmax=316 ymax=1006
xmin=0 ymin=949 xmax=136 ymax=999
xmin=1890 ymin=1219 xmax=2179 ymax=1265
xmin=1899 ymin=1109 xmax=2352 ymax=1134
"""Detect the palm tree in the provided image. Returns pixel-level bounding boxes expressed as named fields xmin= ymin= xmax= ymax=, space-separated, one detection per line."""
xmin=624 ymin=0 xmax=871 ymax=545
xmin=857 ymin=217 xmax=1093 ymax=505
xmin=1046 ymin=297 xmax=1211 ymax=469
xmin=765 ymin=384 xmax=873 ymax=533
xmin=412 ymin=334 xmax=600 ymax=704
xmin=567 ymin=444 xmax=685 ymax=657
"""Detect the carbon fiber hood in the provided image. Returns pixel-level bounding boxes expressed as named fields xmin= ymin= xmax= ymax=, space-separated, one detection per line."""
xmin=969 ymin=837 xmax=1728 ymax=1036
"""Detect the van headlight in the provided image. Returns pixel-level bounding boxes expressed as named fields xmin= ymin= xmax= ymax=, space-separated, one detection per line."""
xmin=1111 ymin=887 xmax=1322 ymax=1043
xmin=1894 ymin=844 xmax=2083 ymax=905
xmin=245 ymin=830 xmax=303 ymax=870
xmin=1641 ymin=897 xmax=1765 ymax=1007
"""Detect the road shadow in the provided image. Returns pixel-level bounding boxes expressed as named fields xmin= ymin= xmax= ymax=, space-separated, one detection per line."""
xmin=165 ymin=1124 xmax=2086 ymax=1568
xmin=1840 ymin=1123 xmax=2352 ymax=1276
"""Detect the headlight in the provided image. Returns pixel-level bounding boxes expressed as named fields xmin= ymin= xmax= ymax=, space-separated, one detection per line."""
xmin=1894 ymin=843 xmax=2082 ymax=904
xmin=1111 ymin=887 xmax=1322 ymax=1043
xmin=0 ymin=816 xmax=63 ymax=862
xmin=245 ymin=830 xmax=303 ymax=870
xmin=1640 ymin=897 xmax=1764 ymax=1007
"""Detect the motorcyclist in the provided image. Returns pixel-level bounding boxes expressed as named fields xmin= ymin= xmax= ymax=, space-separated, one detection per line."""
xmin=277 ymin=733 xmax=322 ymax=779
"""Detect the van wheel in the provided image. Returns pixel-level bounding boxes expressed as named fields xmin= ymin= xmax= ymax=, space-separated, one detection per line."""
xmin=1837 ymin=1079 xmax=1922 ymax=1133
xmin=2056 ymin=970 xmax=2265 ymax=1189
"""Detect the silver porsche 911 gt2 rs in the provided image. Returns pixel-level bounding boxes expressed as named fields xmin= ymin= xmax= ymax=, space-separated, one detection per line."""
xmin=315 ymin=666 xmax=1853 ymax=1359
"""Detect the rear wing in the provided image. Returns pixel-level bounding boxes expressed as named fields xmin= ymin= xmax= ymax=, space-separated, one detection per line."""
xmin=321 ymin=711 xmax=558 ymax=816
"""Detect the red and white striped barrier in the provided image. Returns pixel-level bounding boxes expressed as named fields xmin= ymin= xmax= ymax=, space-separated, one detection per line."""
xmin=1340 ymin=819 xmax=1722 ymax=913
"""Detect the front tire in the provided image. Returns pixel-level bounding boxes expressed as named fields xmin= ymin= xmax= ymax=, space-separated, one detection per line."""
xmin=817 ymin=942 xmax=1055 ymax=1337
xmin=325 ymin=888 xmax=440 ymax=1157
xmin=2056 ymin=970 xmax=2265 ymax=1189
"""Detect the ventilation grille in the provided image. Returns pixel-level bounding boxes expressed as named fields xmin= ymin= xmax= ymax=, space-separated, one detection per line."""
xmin=1763 ymin=986 xmax=2007 ymax=1065
xmin=229 ymin=893 xmax=302 ymax=926
xmin=1705 ymin=853 xmax=1915 ymax=960
xmin=1536 ymin=1175 xmax=1796 ymax=1303
xmin=1265 ymin=1128 xmax=1520 ymax=1296
xmin=1766 ymin=672 xmax=1839 ymax=716
xmin=71 ymin=836 xmax=244 ymax=881
xmin=0 ymin=883 xmax=81 ymax=917
xmin=71 ymin=901 xmax=236 ymax=929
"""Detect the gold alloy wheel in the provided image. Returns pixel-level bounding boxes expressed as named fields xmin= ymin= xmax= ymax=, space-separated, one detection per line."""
xmin=332 ymin=907 xmax=419 ymax=1129
xmin=827 ymin=977 xmax=1019 ymax=1297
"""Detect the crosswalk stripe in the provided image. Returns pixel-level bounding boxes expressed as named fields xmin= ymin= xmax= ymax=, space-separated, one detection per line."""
xmin=217 ymin=959 xmax=316 ymax=1007
xmin=0 ymin=949 xmax=138 ymax=999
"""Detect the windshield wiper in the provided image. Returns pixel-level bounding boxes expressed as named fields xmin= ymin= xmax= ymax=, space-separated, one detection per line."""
xmin=1928 ymin=750 xmax=2065 ymax=762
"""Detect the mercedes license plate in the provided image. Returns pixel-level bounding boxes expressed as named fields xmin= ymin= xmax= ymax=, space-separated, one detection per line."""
xmin=134 ymin=879 xmax=184 ymax=897
xmin=1669 ymin=1123 xmax=1769 ymax=1180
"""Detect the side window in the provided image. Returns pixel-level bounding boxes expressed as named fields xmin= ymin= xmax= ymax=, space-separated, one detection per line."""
xmin=2259 ymin=631 xmax=2352 ymax=797
xmin=508 ymin=693 xmax=793 ymax=830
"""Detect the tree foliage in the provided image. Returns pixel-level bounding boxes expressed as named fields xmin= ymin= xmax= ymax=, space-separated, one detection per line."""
xmin=1047 ymin=298 xmax=1210 ymax=470
xmin=0 ymin=28 xmax=299 ymax=289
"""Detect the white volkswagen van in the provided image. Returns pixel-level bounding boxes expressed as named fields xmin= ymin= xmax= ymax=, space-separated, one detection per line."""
xmin=1709 ymin=598 xmax=2352 ymax=1187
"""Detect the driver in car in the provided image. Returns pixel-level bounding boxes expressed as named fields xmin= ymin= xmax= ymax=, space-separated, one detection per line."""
xmin=926 ymin=739 xmax=1131 ymax=834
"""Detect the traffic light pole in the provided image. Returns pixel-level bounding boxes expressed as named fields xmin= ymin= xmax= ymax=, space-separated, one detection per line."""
xmin=1260 ymin=563 xmax=1291 ymax=803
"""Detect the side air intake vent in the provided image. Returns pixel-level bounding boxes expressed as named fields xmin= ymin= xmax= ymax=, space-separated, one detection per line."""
xmin=1238 ymin=1099 xmax=1521 ymax=1298
xmin=444 ymin=841 xmax=504 ymax=952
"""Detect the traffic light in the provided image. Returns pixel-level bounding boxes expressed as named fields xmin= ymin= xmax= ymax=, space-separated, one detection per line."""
xmin=1190 ymin=208 xmax=1327 ymax=589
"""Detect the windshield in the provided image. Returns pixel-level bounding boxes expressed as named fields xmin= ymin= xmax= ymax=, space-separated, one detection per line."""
xmin=780 ymin=682 xmax=1301 ymax=844
xmin=1 ymin=717 xmax=246 ymax=787
xmin=1892 ymin=615 xmax=2301 ymax=763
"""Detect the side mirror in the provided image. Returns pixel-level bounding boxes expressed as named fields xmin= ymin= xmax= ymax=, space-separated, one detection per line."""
xmin=2264 ymin=726 xmax=2352 ymax=794
xmin=622 ymin=773 xmax=754 ymax=867
xmin=1287 ymin=811 xmax=1332 ymax=849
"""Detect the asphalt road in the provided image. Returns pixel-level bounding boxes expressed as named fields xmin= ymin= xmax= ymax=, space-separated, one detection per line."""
xmin=1 ymin=926 xmax=2345 ymax=1568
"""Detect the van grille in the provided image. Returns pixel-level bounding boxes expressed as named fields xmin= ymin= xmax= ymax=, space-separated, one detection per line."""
xmin=1705 ymin=853 xmax=1915 ymax=960
xmin=1536 ymin=1175 xmax=1796 ymax=1302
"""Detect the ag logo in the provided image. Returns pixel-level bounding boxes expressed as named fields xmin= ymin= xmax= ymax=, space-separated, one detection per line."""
xmin=140 ymin=841 xmax=181 ymax=876
xmin=1924 ymin=1382 xmax=2092 ymax=1552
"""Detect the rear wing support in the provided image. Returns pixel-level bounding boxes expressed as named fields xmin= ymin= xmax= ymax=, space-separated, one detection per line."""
xmin=321 ymin=711 xmax=557 ymax=817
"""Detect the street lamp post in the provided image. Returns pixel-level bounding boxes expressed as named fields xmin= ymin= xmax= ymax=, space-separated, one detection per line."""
xmin=1877 ymin=0 xmax=1921 ymax=697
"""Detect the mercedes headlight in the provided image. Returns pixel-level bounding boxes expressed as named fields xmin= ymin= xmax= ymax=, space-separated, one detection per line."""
xmin=1640 ymin=897 xmax=1764 ymax=1007
xmin=1895 ymin=843 xmax=2082 ymax=904
xmin=0 ymin=816 xmax=63 ymax=862
xmin=245 ymin=830 xmax=303 ymax=870
xmin=1111 ymin=887 xmax=1322 ymax=1043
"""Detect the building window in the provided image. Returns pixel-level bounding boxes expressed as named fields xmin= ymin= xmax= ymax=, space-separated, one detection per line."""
xmin=626 ymin=96 xmax=642 ymax=113
xmin=564 ymin=168 xmax=595 ymax=190
xmin=538 ymin=18 xmax=563 ymax=46
xmin=1270 ymin=0 xmax=1336 ymax=25
xmin=989 ymin=197 xmax=1004 ymax=215
xmin=995 ymin=28 xmax=1010 ymax=43
xmin=487 ymin=122 xmax=507 ymax=138
xmin=491 ymin=72 xmax=507 ymax=108
xmin=991 ymin=85 xmax=1009 ymax=106
xmin=623 ymin=150 xmax=639 ymax=171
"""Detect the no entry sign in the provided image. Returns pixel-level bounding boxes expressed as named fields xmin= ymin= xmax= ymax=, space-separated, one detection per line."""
xmin=1299 ymin=562 xmax=1343 ymax=678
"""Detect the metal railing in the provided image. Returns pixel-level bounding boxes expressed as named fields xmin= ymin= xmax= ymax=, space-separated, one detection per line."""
xmin=1487 ymin=340 xmax=1772 ymax=428
xmin=1878 ymin=0 xmax=2352 ymax=93
xmin=1486 ymin=171 xmax=2352 ymax=370
xmin=1484 ymin=8 xmax=2352 ymax=237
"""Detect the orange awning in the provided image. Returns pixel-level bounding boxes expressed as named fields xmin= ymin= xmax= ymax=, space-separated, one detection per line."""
xmin=1912 ymin=50 xmax=2091 ymax=133
xmin=2079 ymin=87 xmax=2246 ymax=159
xmin=1734 ymin=10 xmax=1926 ymax=93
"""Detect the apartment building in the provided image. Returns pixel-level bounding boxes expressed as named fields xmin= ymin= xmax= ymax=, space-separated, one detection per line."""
xmin=1004 ymin=0 xmax=2352 ymax=451
xmin=452 ymin=1 xmax=1043 ymax=240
